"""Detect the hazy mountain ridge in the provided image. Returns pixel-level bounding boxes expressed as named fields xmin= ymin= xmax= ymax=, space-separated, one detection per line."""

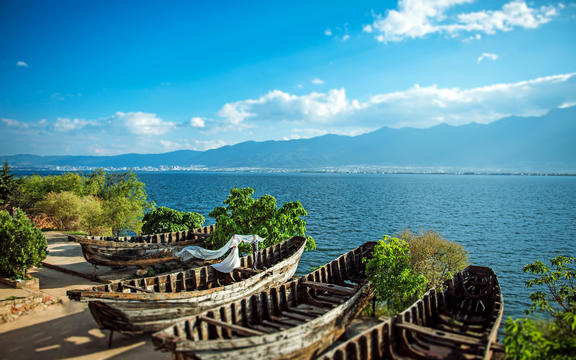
xmin=3 ymin=107 xmax=575 ymax=172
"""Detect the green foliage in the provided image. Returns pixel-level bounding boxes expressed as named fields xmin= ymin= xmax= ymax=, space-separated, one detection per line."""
xmin=15 ymin=169 xmax=153 ymax=236
xmin=142 ymin=206 xmax=205 ymax=235
xmin=0 ymin=162 xmax=17 ymax=209
xmin=37 ymin=191 xmax=84 ymax=230
xmin=363 ymin=236 xmax=427 ymax=315
xmin=399 ymin=229 xmax=469 ymax=289
xmin=504 ymin=256 xmax=576 ymax=359
xmin=0 ymin=209 xmax=47 ymax=279
xmin=208 ymin=187 xmax=315 ymax=250
xmin=79 ymin=196 xmax=111 ymax=236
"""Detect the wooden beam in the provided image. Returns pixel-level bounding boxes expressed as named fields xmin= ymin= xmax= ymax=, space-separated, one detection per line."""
xmin=121 ymin=283 xmax=154 ymax=293
xmin=233 ymin=267 xmax=262 ymax=276
xmin=301 ymin=280 xmax=355 ymax=296
xmin=395 ymin=322 xmax=485 ymax=346
xmin=198 ymin=316 xmax=264 ymax=337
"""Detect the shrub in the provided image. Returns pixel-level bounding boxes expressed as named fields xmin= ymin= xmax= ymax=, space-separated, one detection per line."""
xmin=399 ymin=229 xmax=469 ymax=289
xmin=0 ymin=209 xmax=47 ymax=279
xmin=208 ymin=187 xmax=315 ymax=250
xmin=504 ymin=256 xmax=576 ymax=359
xmin=37 ymin=191 xmax=84 ymax=230
xmin=142 ymin=206 xmax=205 ymax=235
xmin=364 ymin=236 xmax=427 ymax=315
xmin=80 ymin=196 xmax=112 ymax=236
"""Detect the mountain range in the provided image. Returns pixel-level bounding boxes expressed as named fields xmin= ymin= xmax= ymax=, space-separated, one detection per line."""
xmin=3 ymin=106 xmax=576 ymax=172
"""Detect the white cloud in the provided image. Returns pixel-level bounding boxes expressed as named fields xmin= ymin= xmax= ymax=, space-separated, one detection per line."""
xmin=312 ymin=78 xmax=325 ymax=85
xmin=217 ymin=88 xmax=360 ymax=125
xmin=115 ymin=111 xmax=175 ymax=136
xmin=342 ymin=34 xmax=350 ymax=41
xmin=213 ymin=72 xmax=576 ymax=130
xmin=1 ymin=118 xmax=29 ymax=129
xmin=16 ymin=61 xmax=28 ymax=67
xmin=191 ymin=140 xmax=228 ymax=151
xmin=53 ymin=117 xmax=95 ymax=132
xmin=558 ymin=101 xmax=576 ymax=109
xmin=189 ymin=117 xmax=206 ymax=128
xmin=477 ymin=52 xmax=499 ymax=63
xmin=367 ymin=0 xmax=561 ymax=43
xmin=324 ymin=28 xmax=333 ymax=36
xmin=362 ymin=24 xmax=373 ymax=33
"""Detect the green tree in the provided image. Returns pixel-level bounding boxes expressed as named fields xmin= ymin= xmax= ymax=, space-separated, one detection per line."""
xmin=363 ymin=235 xmax=428 ymax=315
xmin=0 ymin=209 xmax=47 ymax=279
xmin=83 ymin=170 xmax=153 ymax=236
xmin=399 ymin=229 xmax=469 ymax=289
xmin=0 ymin=161 xmax=17 ymax=209
xmin=208 ymin=187 xmax=315 ymax=250
xmin=142 ymin=206 xmax=205 ymax=235
xmin=79 ymin=196 xmax=111 ymax=236
xmin=37 ymin=191 xmax=84 ymax=230
xmin=504 ymin=256 xmax=576 ymax=359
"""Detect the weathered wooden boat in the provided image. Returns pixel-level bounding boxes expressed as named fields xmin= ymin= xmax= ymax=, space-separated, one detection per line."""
xmin=152 ymin=241 xmax=376 ymax=360
xmin=68 ymin=224 xmax=216 ymax=267
xmin=67 ymin=236 xmax=307 ymax=335
xmin=320 ymin=265 xmax=504 ymax=360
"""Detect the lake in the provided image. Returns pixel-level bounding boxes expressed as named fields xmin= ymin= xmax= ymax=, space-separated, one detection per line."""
xmin=137 ymin=172 xmax=576 ymax=321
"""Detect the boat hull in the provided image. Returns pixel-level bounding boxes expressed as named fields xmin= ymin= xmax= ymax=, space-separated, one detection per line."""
xmin=152 ymin=242 xmax=377 ymax=360
xmin=69 ymin=236 xmax=307 ymax=334
xmin=70 ymin=225 xmax=215 ymax=267
xmin=320 ymin=265 xmax=504 ymax=360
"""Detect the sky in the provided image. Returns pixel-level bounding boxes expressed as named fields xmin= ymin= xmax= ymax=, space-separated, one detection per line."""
xmin=1 ymin=0 xmax=575 ymax=156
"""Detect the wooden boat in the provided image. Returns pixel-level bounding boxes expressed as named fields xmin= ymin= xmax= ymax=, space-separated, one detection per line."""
xmin=320 ymin=265 xmax=504 ymax=360
xmin=67 ymin=236 xmax=307 ymax=335
xmin=152 ymin=241 xmax=376 ymax=360
xmin=68 ymin=224 xmax=216 ymax=267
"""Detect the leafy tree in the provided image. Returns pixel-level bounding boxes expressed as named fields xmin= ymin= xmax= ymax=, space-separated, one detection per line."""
xmin=0 ymin=161 xmax=17 ymax=209
xmin=208 ymin=187 xmax=315 ymax=250
xmin=0 ymin=209 xmax=47 ymax=279
xmin=79 ymin=196 xmax=111 ymax=236
xmin=142 ymin=206 xmax=205 ymax=235
xmin=37 ymin=191 xmax=84 ymax=230
xmin=399 ymin=229 xmax=469 ymax=289
xmin=504 ymin=256 xmax=576 ymax=359
xmin=363 ymin=236 xmax=427 ymax=315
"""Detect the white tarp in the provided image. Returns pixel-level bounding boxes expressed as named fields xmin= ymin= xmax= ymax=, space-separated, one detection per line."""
xmin=176 ymin=234 xmax=265 ymax=273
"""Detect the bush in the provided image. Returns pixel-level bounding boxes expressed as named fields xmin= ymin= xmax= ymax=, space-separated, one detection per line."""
xmin=142 ymin=206 xmax=205 ymax=235
xmin=363 ymin=236 xmax=427 ymax=315
xmin=399 ymin=229 xmax=469 ymax=289
xmin=80 ymin=196 xmax=112 ymax=236
xmin=208 ymin=187 xmax=315 ymax=250
xmin=0 ymin=209 xmax=47 ymax=279
xmin=504 ymin=256 xmax=576 ymax=359
xmin=37 ymin=191 xmax=84 ymax=230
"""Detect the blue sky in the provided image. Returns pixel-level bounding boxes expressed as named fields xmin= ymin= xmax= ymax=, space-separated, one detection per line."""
xmin=1 ymin=0 xmax=575 ymax=155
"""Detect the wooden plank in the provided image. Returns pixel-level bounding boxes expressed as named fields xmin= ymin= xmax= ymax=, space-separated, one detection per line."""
xmin=234 ymin=267 xmax=262 ymax=276
xmin=198 ymin=316 xmax=264 ymax=337
xmin=395 ymin=322 xmax=484 ymax=346
xmin=121 ymin=283 xmax=154 ymax=293
xmin=301 ymin=280 xmax=355 ymax=296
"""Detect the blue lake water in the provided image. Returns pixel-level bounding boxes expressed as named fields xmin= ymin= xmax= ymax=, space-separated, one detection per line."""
xmin=136 ymin=172 xmax=576 ymax=321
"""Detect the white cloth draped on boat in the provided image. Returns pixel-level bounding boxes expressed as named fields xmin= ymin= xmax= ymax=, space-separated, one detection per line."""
xmin=176 ymin=234 xmax=265 ymax=273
